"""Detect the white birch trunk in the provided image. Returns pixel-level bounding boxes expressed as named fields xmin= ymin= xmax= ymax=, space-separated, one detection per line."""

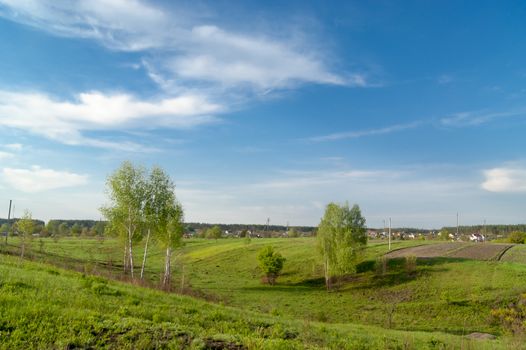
xmin=140 ymin=228 xmax=151 ymax=280
xmin=163 ymin=246 xmax=172 ymax=288
xmin=123 ymin=242 xmax=128 ymax=273
xmin=128 ymin=228 xmax=134 ymax=279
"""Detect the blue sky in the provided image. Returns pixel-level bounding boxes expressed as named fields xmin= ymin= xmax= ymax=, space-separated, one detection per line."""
xmin=0 ymin=0 xmax=525 ymax=228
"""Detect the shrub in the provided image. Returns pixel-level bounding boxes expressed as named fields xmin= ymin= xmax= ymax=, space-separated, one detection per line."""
xmin=287 ymin=228 xmax=299 ymax=238
xmin=205 ymin=226 xmax=222 ymax=240
xmin=491 ymin=293 xmax=526 ymax=334
xmin=375 ymin=256 xmax=388 ymax=276
xmin=257 ymin=246 xmax=286 ymax=285
xmin=508 ymin=231 xmax=526 ymax=244
xmin=405 ymin=255 xmax=417 ymax=276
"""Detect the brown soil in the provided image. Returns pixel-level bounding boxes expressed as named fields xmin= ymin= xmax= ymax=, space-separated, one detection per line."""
xmin=385 ymin=243 xmax=513 ymax=261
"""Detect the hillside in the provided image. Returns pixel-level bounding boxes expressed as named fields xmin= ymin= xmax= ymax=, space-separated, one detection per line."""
xmin=0 ymin=251 xmax=499 ymax=349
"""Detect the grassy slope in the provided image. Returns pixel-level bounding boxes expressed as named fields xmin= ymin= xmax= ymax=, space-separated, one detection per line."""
xmin=500 ymin=244 xmax=526 ymax=264
xmin=0 ymin=253 xmax=495 ymax=349
xmin=3 ymin=237 xmax=526 ymax=347
xmin=169 ymin=239 xmax=526 ymax=335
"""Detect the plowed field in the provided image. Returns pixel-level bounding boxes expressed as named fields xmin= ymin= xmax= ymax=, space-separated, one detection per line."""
xmin=385 ymin=242 xmax=513 ymax=261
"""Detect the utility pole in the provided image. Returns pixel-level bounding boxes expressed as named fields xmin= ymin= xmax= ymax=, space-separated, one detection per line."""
xmin=5 ymin=200 xmax=11 ymax=245
xmin=388 ymin=217 xmax=392 ymax=251
xmin=456 ymin=212 xmax=459 ymax=236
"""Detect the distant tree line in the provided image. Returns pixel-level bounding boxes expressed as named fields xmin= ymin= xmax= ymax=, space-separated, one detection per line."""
xmin=0 ymin=218 xmax=45 ymax=235
xmin=188 ymin=223 xmax=316 ymax=237
xmin=0 ymin=219 xmax=315 ymax=238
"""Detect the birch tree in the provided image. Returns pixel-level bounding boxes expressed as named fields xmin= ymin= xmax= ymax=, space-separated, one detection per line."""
xmin=161 ymin=203 xmax=184 ymax=289
xmin=141 ymin=166 xmax=176 ymax=280
xmin=16 ymin=209 xmax=34 ymax=259
xmin=101 ymin=161 xmax=147 ymax=279
xmin=317 ymin=202 xmax=367 ymax=290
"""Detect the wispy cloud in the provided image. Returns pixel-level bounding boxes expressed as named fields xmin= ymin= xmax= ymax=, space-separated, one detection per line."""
xmin=0 ymin=0 xmax=171 ymax=51
xmin=0 ymin=90 xmax=220 ymax=149
xmin=250 ymin=168 xmax=402 ymax=189
xmin=0 ymin=151 xmax=14 ymax=160
xmin=482 ymin=166 xmax=526 ymax=193
xmin=5 ymin=143 xmax=23 ymax=151
xmin=437 ymin=74 xmax=454 ymax=84
xmin=2 ymin=166 xmax=88 ymax=192
xmin=309 ymin=121 xmax=422 ymax=142
xmin=440 ymin=109 xmax=526 ymax=127
xmin=0 ymin=1 xmax=356 ymax=92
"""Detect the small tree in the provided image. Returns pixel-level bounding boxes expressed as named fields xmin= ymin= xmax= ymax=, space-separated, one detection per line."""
xmin=16 ymin=210 xmax=34 ymax=259
xmin=71 ymin=223 xmax=82 ymax=236
xmin=100 ymin=161 xmax=147 ymax=279
xmin=287 ymin=228 xmax=300 ymax=238
xmin=257 ymin=246 xmax=285 ymax=285
xmin=317 ymin=202 xmax=367 ymax=290
xmin=58 ymin=222 xmax=69 ymax=236
xmin=439 ymin=229 xmax=450 ymax=241
xmin=206 ymin=225 xmax=222 ymax=240
xmin=161 ymin=204 xmax=184 ymax=288
xmin=0 ymin=223 xmax=10 ymax=237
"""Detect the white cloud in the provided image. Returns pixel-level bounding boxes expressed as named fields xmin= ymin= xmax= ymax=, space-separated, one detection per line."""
xmin=175 ymin=165 xmax=479 ymax=227
xmin=440 ymin=110 xmax=526 ymax=127
xmin=0 ymin=90 xmax=220 ymax=149
xmin=0 ymin=1 xmax=355 ymax=92
xmin=482 ymin=167 xmax=526 ymax=193
xmin=0 ymin=151 xmax=14 ymax=160
xmin=309 ymin=121 xmax=422 ymax=142
xmin=2 ymin=166 xmax=88 ymax=192
xmin=163 ymin=25 xmax=348 ymax=90
xmin=0 ymin=0 xmax=171 ymax=51
xmin=4 ymin=143 xmax=23 ymax=151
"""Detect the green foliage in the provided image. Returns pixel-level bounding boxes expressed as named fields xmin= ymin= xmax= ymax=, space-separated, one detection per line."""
xmin=58 ymin=222 xmax=69 ymax=236
xmin=257 ymin=246 xmax=286 ymax=285
xmin=16 ymin=210 xmax=35 ymax=237
xmin=287 ymin=228 xmax=299 ymax=238
xmin=508 ymin=231 xmax=526 ymax=244
xmin=375 ymin=255 xmax=388 ymax=276
xmin=101 ymin=161 xmax=147 ymax=244
xmin=145 ymin=166 xmax=184 ymax=250
xmin=491 ymin=293 xmax=526 ymax=334
xmin=405 ymin=255 xmax=417 ymax=275
xmin=0 ymin=223 xmax=10 ymax=234
xmin=70 ymin=223 xmax=82 ymax=236
xmin=317 ymin=202 xmax=367 ymax=289
xmin=438 ymin=229 xmax=451 ymax=241
xmin=206 ymin=225 xmax=222 ymax=240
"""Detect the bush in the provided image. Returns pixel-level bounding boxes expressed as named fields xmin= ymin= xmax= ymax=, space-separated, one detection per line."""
xmin=205 ymin=226 xmax=222 ymax=240
xmin=491 ymin=293 xmax=526 ymax=334
xmin=508 ymin=231 xmax=526 ymax=244
xmin=405 ymin=255 xmax=417 ymax=276
xmin=287 ymin=228 xmax=299 ymax=238
xmin=375 ymin=256 xmax=388 ymax=276
xmin=257 ymin=246 xmax=286 ymax=285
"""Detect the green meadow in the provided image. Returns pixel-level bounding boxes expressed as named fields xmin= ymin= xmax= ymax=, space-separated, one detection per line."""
xmin=1 ymin=237 xmax=525 ymax=348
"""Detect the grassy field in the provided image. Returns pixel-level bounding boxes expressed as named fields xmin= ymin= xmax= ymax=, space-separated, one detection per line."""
xmin=500 ymin=244 xmax=526 ymax=264
xmin=0 ymin=252 xmax=501 ymax=349
xmin=2 ymin=237 xmax=526 ymax=348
